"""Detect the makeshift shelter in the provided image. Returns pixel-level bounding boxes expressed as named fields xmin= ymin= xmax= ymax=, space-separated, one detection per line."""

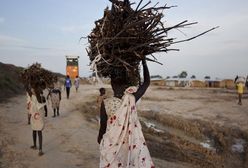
xmin=165 ymin=79 xmax=179 ymax=87
xmin=190 ymin=80 xmax=205 ymax=88
xmin=151 ymin=78 xmax=165 ymax=86
xmin=221 ymin=79 xmax=235 ymax=89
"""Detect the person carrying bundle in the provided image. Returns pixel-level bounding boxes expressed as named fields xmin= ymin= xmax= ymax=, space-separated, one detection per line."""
xmin=86 ymin=0 xmax=217 ymax=167
xmin=97 ymin=59 xmax=154 ymax=167
xmin=29 ymin=87 xmax=46 ymax=156
xmin=21 ymin=63 xmax=57 ymax=156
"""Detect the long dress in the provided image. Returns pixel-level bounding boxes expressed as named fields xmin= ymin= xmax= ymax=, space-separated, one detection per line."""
xmin=100 ymin=87 xmax=155 ymax=168
xmin=49 ymin=89 xmax=61 ymax=109
xmin=30 ymin=95 xmax=45 ymax=131
xmin=74 ymin=77 xmax=80 ymax=89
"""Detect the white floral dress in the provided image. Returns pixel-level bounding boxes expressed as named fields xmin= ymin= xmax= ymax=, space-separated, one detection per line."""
xmin=100 ymin=87 xmax=154 ymax=168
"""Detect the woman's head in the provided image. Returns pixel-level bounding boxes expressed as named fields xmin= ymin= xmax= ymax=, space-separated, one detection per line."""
xmin=99 ymin=88 xmax=106 ymax=95
xmin=110 ymin=75 xmax=130 ymax=96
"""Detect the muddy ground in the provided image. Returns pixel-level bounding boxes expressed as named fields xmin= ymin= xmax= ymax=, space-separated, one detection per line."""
xmin=0 ymin=85 xmax=247 ymax=168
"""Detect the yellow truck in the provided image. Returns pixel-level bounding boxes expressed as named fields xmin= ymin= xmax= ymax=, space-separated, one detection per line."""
xmin=66 ymin=56 xmax=79 ymax=79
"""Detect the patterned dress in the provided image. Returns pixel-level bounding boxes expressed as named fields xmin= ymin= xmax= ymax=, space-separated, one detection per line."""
xmin=30 ymin=95 xmax=45 ymax=131
xmin=49 ymin=89 xmax=61 ymax=109
xmin=100 ymin=87 xmax=154 ymax=168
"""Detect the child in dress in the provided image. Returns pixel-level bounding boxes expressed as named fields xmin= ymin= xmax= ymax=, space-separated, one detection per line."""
xmin=97 ymin=88 xmax=106 ymax=110
xmin=47 ymin=84 xmax=62 ymax=117
xmin=74 ymin=75 xmax=80 ymax=92
xmin=30 ymin=88 xmax=46 ymax=156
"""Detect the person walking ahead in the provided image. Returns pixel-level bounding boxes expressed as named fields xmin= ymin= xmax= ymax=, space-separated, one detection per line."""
xmin=98 ymin=60 xmax=154 ymax=168
xmin=237 ymin=81 xmax=245 ymax=105
xmin=64 ymin=75 xmax=72 ymax=99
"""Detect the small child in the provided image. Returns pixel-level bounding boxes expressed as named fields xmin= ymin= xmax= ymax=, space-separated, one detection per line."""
xmin=47 ymin=84 xmax=62 ymax=117
xmin=74 ymin=76 xmax=80 ymax=92
xmin=97 ymin=88 xmax=106 ymax=110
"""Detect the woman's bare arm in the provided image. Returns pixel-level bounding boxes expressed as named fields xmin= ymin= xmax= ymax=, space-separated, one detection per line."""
xmin=133 ymin=60 xmax=150 ymax=102
xmin=97 ymin=101 xmax=108 ymax=144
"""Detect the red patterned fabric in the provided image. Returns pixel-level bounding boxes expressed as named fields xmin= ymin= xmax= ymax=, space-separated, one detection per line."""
xmin=100 ymin=87 xmax=154 ymax=168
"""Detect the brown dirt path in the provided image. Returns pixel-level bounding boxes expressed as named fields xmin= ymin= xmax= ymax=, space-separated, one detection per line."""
xmin=0 ymin=85 xmax=198 ymax=168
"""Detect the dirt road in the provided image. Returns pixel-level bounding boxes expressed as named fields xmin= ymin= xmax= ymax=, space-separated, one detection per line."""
xmin=0 ymin=86 xmax=101 ymax=168
xmin=0 ymin=85 xmax=198 ymax=168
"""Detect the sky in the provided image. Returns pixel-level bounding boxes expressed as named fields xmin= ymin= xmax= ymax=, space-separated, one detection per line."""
xmin=0 ymin=0 xmax=248 ymax=79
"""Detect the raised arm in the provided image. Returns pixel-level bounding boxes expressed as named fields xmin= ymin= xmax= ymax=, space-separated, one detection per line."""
xmin=97 ymin=101 xmax=108 ymax=144
xmin=133 ymin=59 xmax=150 ymax=102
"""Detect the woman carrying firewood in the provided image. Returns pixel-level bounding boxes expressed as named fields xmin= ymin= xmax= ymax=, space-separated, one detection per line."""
xmin=87 ymin=0 xmax=217 ymax=166
xmin=29 ymin=86 xmax=46 ymax=156
xmin=21 ymin=63 xmax=57 ymax=156
xmin=97 ymin=59 xmax=155 ymax=168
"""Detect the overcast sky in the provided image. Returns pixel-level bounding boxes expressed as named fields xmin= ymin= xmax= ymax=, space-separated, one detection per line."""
xmin=0 ymin=0 xmax=248 ymax=79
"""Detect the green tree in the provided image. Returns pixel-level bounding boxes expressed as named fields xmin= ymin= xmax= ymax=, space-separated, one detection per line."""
xmin=191 ymin=75 xmax=196 ymax=79
xmin=178 ymin=71 xmax=188 ymax=78
xmin=204 ymin=76 xmax=210 ymax=79
xmin=151 ymin=75 xmax=162 ymax=79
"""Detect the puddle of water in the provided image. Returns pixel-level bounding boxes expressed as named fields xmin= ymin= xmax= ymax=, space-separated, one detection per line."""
xmin=200 ymin=142 xmax=211 ymax=148
xmin=141 ymin=117 xmax=216 ymax=151
xmin=231 ymin=138 xmax=246 ymax=153
xmin=143 ymin=121 xmax=164 ymax=133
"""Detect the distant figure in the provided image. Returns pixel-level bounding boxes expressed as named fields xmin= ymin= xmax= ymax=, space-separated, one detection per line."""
xmin=237 ymin=81 xmax=245 ymax=105
xmin=64 ymin=75 xmax=72 ymax=99
xmin=234 ymin=75 xmax=239 ymax=83
xmin=97 ymin=88 xmax=106 ymax=110
xmin=74 ymin=76 xmax=80 ymax=92
xmin=41 ymin=92 xmax=48 ymax=117
xmin=30 ymin=87 xmax=46 ymax=156
xmin=47 ymin=84 xmax=61 ymax=117
xmin=26 ymin=90 xmax=32 ymax=124
xmin=246 ymin=75 xmax=248 ymax=89
xmin=40 ymin=81 xmax=48 ymax=117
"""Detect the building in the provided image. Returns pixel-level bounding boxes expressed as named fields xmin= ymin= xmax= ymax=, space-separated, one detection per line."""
xmin=220 ymin=79 xmax=235 ymax=89
xmin=190 ymin=80 xmax=205 ymax=88
xmin=150 ymin=77 xmax=165 ymax=86
xmin=165 ymin=79 xmax=179 ymax=87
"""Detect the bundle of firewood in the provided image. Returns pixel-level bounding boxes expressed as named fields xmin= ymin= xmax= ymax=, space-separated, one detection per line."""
xmin=20 ymin=63 xmax=57 ymax=92
xmin=87 ymin=0 xmax=217 ymax=83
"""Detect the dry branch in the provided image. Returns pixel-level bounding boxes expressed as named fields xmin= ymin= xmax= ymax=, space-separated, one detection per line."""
xmin=86 ymin=0 xmax=217 ymax=83
xmin=20 ymin=63 xmax=57 ymax=92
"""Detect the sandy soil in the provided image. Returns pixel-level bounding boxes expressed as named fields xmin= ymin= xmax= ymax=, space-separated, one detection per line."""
xmin=139 ymin=86 xmax=248 ymax=168
xmin=0 ymin=85 xmax=201 ymax=168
